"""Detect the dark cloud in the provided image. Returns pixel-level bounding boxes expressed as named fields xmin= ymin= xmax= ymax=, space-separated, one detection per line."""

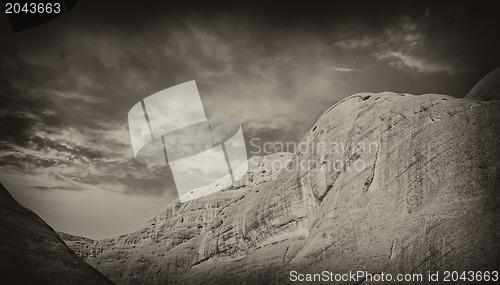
xmin=29 ymin=185 xmax=75 ymax=191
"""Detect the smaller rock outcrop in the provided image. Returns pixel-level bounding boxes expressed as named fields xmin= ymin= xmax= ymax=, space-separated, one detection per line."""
xmin=0 ymin=183 xmax=114 ymax=285
xmin=466 ymin=67 xmax=500 ymax=100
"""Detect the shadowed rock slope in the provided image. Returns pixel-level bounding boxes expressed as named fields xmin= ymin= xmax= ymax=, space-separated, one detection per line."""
xmin=62 ymin=91 xmax=499 ymax=284
xmin=466 ymin=67 xmax=500 ymax=100
xmin=0 ymin=183 xmax=114 ymax=285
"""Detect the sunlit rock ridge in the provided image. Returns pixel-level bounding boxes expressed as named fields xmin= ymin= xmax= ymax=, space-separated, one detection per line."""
xmin=61 ymin=75 xmax=500 ymax=284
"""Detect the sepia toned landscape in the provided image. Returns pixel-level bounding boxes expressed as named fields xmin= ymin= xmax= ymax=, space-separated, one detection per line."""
xmin=2 ymin=67 xmax=500 ymax=284
xmin=1 ymin=1 xmax=499 ymax=284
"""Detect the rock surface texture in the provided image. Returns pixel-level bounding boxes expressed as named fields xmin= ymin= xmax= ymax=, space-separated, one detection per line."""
xmin=466 ymin=67 xmax=500 ymax=100
xmin=0 ymin=184 xmax=114 ymax=285
xmin=61 ymin=84 xmax=500 ymax=284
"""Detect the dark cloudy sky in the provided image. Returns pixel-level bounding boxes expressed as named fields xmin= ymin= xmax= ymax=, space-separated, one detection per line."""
xmin=1 ymin=0 xmax=499 ymax=239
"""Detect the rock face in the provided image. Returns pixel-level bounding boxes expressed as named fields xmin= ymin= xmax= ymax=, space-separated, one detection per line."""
xmin=59 ymin=153 xmax=295 ymax=282
xmin=466 ymin=67 xmax=500 ymax=100
xmin=0 ymin=183 xmax=114 ymax=285
xmin=62 ymin=90 xmax=499 ymax=284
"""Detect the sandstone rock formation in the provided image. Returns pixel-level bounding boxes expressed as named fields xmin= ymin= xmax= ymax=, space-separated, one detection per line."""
xmin=466 ymin=67 xmax=500 ymax=100
xmin=61 ymin=86 xmax=500 ymax=284
xmin=0 ymin=183 xmax=114 ymax=285
xmin=58 ymin=153 xmax=295 ymax=281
